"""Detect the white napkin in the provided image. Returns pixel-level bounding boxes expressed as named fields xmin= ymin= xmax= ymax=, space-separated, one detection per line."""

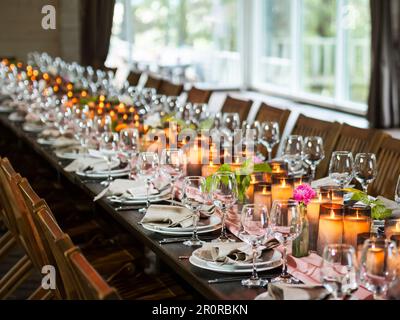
xmin=376 ymin=196 xmax=400 ymax=218
xmin=64 ymin=157 xmax=110 ymax=173
xmin=141 ymin=205 xmax=195 ymax=228
xmin=93 ymin=178 xmax=161 ymax=201
xmin=311 ymin=177 xmax=339 ymax=189
xmin=255 ymin=284 xmax=329 ymax=300
xmin=52 ymin=137 xmax=79 ymax=148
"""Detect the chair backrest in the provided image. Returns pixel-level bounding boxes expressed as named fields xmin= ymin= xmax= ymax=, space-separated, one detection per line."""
xmin=291 ymin=114 xmax=342 ymax=178
xmin=158 ymin=80 xmax=184 ymax=97
xmin=66 ymin=247 xmax=121 ymax=300
xmin=221 ymin=95 xmax=253 ymax=123
xmin=186 ymin=86 xmax=213 ymax=104
xmin=144 ymin=74 xmax=162 ymax=91
xmin=127 ymin=70 xmax=142 ymax=87
xmin=369 ymin=136 xmax=400 ymax=198
xmin=36 ymin=206 xmax=82 ymax=299
xmin=255 ymin=103 xmax=291 ymax=158
xmin=334 ymin=123 xmax=387 ymax=155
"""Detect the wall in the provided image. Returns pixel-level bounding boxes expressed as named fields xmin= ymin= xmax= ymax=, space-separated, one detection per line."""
xmin=0 ymin=0 xmax=81 ymax=63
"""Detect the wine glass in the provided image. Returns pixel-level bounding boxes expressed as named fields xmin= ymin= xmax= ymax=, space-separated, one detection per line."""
xmin=354 ymin=153 xmax=377 ymax=194
xmin=160 ymin=149 xmax=185 ymax=203
xmin=283 ymin=135 xmax=304 ymax=173
xmin=222 ymin=113 xmax=241 ymax=133
xmin=93 ymin=115 xmax=112 ymax=135
xmin=329 ymin=151 xmax=354 ymax=189
xmin=260 ymin=121 xmax=280 ymax=161
xmin=182 ymin=176 xmax=207 ymax=247
xmin=119 ymin=128 xmax=139 ymax=158
xmin=137 ymin=152 xmax=160 ymax=212
xmin=269 ymin=200 xmax=302 ymax=284
xmin=302 ymin=136 xmax=325 ymax=180
xmin=239 ymin=204 xmax=269 ymax=288
xmin=99 ymin=132 xmax=119 ymax=186
xmin=359 ymin=238 xmax=399 ymax=300
xmin=395 ymin=175 xmax=400 ymax=205
xmin=210 ymin=172 xmax=238 ymax=243
xmin=320 ymin=244 xmax=358 ymax=300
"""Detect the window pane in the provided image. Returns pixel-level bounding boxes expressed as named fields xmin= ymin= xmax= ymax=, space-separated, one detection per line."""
xmin=344 ymin=0 xmax=371 ymax=103
xmin=259 ymin=0 xmax=292 ymax=87
xmin=302 ymin=0 xmax=337 ymax=97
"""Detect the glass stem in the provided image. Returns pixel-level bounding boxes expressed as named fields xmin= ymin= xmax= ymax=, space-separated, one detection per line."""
xmin=362 ymin=184 xmax=368 ymax=194
xmin=170 ymin=180 xmax=175 ymax=203
xmin=192 ymin=210 xmax=200 ymax=241
xmin=267 ymin=147 xmax=272 ymax=162
xmin=146 ymin=178 xmax=150 ymax=208
xmin=220 ymin=208 xmax=228 ymax=239
xmin=311 ymin=165 xmax=316 ymax=180
xmin=107 ymin=159 xmax=112 ymax=181
xmin=281 ymin=240 xmax=289 ymax=278
xmin=251 ymin=243 xmax=259 ymax=280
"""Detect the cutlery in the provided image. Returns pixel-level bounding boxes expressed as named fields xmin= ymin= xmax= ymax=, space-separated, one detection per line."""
xmin=115 ymin=205 xmax=144 ymax=211
xmin=208 ymin=275 xmax=278 ymax=284
xmin=159 ymin=236 xmax=214 ymax=244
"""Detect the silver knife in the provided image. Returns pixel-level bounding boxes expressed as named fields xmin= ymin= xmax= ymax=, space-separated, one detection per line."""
xmin=208 ymin=276 xmax=273 ymax=284
xmin=115 ymin=205 xmax=144 ymax=211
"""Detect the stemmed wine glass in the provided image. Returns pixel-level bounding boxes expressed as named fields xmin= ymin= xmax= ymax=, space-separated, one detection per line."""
xmin=283 ymin=135 xmax=304 ymax=173
xmin=320 ymin=244 xmax=358 ymax=300
xmin=160 ymin=149 xmax=185 ymax=203
xmin=302 ymin=136 xmax=325 ymax=179
xmin=182 ymin=176 xmax=207 ymax=247
xmin=329 ymin=151 xmax=354 ymax=189
xmin=222 ymin=113 xmax=241 ymax=133
xmin=269 ymin=200 xmax=302 ymax=284
xmin=137 ymin=152 xmax=160 ymax=212
xmin=395 ymin=175 xmax=400 ymax=205
xmin=359 ymin=238 xmax=399 ymax=300
xmin=119 ymin=128 xmax=140 ymax=176
xmin=210 ymin=172 xmax=238 ymax=243
xmin=260 ymin=121 xmax=280 ymax=161
xmin=354 ymin=153 xmax=377 ymax=193
xmin=239 ymin=204 xmax=269 ymax=288
xmin=99 ymin=132 xmax=119 ymax=186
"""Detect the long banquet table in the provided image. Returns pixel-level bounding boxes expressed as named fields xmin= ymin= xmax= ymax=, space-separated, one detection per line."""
xmin=0 ymin=113 xmax=284 ymax=300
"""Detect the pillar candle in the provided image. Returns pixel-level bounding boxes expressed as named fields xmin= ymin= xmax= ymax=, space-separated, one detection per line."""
xmin=317 ymin=205 xmax=344 ymax=255
xmin=307 ymin=192 xmax=326 ymax=251
xmin=202 ymin=162 xmax=219 ymax=177
xmin=366 ymin=247 xmax=385 ymax=275
xmin=271 ymin=178 xmax=293 ymax=203
xmin=254 ymin=186 xmax=272 ymax=212
xmin=385 ymin=219 xmax=400 ymax=240
xmin=343 ymin=207 xmax=372 ymax=249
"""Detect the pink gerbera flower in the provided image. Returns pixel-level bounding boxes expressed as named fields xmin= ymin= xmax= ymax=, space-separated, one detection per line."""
xmin=293 ymin=183 xmax=316 ymax=205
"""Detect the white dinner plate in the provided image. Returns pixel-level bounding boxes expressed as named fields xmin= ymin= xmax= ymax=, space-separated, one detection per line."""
xmin=189 ymin=249 xmax=282 ymax=274
xmin=55 ymin=147 xmax=87 ymax=160
xmin=141 ymin=222 xmax=221 ymax=236
xmin=23 ymin=123 xmax=46 ymax=133
xmin=76 ymin=166 xmax=130 ymax=179
xmin=8 ymin=112 xmax=25 ymax=122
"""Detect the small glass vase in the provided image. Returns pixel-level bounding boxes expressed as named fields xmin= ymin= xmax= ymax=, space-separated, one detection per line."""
xmin=292 ymin=206 xmax=310 ymax=258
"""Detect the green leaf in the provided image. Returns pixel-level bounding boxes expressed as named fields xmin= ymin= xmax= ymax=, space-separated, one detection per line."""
xmin=372 ymin=205 xmax=392 ymax=220
xmin=198 ymin=118 xmax=214 ymax=130
xmin=253 ymin=163 xmax=272 ymax=173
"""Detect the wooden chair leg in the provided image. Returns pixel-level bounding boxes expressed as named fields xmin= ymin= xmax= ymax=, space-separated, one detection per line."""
xmin=0 ymin=231 xmax=16 ymax=261
xmin=28 ymin=285 xmax=55 ymax=300
xmin=0 ymin=255 xmax=33 ymax=299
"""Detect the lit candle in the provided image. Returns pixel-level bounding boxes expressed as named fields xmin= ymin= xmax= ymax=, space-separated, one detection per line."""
xmin=366 ymin=246 xmax=385 ymax=275
xmin=269 ymin=161 xmax=288 ymax=175
xmin=307 ymin=190 xmax=327 ymax=251
xmin=254 ymin=185 xmax=272 ymax=212
xmin=271 ymin=177 xmax=293 ymax=203
xmin=385 ymin=219 xmax=400 ymax=240
xmin=246 ymin=175 xmax=258 ymax=202
xmin=343 ymin=206 xmax=372 ymax=249
xmin=202 ymin=161 xmax=219 ymax=177
xmin=230 ymin=156 xmax=242 ymax=172
xmin=317 ymin=204 xmax=344 ymax=255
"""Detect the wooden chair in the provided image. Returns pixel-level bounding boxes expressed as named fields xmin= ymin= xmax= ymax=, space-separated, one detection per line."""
xmin=369 ymin=136 xmax=400 ymax=198
xmin=291 ymin=114 xmax=342 ymax=178
xmin=144 ymin=74 xmax=162 ymax=91
xmin=158 ymin=80 xmax=184 ymax=97
xmin=127 ymin=70 xmax=142 ymax=87
xmin=221 ymin=95 xmax=253 ymax=123
xmin=186 ymin=86 xmax=213 ymax=104
xmin=334 ymin=123 xmax=388 ymax=154
xmin=255 ymin=103 xmax=291 ymax=158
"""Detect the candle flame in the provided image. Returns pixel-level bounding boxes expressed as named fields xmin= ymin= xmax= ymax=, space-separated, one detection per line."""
xmin=281 ymin=179 xmax=286 ymax=187
xmin=396 ymin=221 xmax=400 ymax=231
xmin=330 ymin=209 xmax=335 ymax=219
xmin=262 ymin=186 xmax=267 ymax=195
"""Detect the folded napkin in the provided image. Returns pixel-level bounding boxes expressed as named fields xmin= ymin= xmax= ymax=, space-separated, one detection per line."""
xmin=255 ymin=283 xmax=329 ymax=300
xmin=52 ymin=137 xmax=79 ymax=148
xmin=25 ymin=112 xmax=42 ymax=123
xmin=196 ymin=239 xmax=279 ymax=264
xmin=141 ymin=205 xmax=195 ymax=228
xmin=311 ymin=177 xmax=339 ymax=189
xmin=93 ymin=178 xmax=164 ymax=201
xmin=64 ymin=157 xmax=110 ymax=173
xmin=376 ymin=196 xmax=400 ymax=218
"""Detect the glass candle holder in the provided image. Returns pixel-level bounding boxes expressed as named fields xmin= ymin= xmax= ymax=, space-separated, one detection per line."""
xmin=292 ymin=174 xmax=313 ymax=188
xmin=390 ymin=235 xmax=400 ymax=247
xmin=271 ymin=176 xmax=294 ymax=203
xmin=246 ymin=172 xmax=268 ymax=203
xmin=306 ymin=188 xmax=329 ymax=251
xmin=317 ymin=203 xmax=344 ymax=255
xmin=268 ymin=161 xmax=288 ymax=176
xmin=385 ymin=219 xmax=400 ymax=240
xmin=320 ymin=185 xmax=344 ymax=204
xmin=254 ymin=183 xmax=272 ymax=211
xmin=343 ymin=206 xmax=372 ymax=249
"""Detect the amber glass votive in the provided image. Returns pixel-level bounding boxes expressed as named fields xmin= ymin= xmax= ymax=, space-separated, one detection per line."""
xmin=385 ymin=219 xmax=400 ymax=240
xmin=317 ymin=203 xmax=344 ymax=255
xmin=320 ymin=185 xmax=344 ymax=204
xmin=343 ymin=206 xmax=372 ymax=249
xmin=292 ymin=174 xmax=313 ymax=188
xmin=268 ymin=161 xmax=288 ymax=176
xmin=271 ymin=176 xmax=294 ymax=203
xmin=254 ymin=184 xmax=272 ymax=212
